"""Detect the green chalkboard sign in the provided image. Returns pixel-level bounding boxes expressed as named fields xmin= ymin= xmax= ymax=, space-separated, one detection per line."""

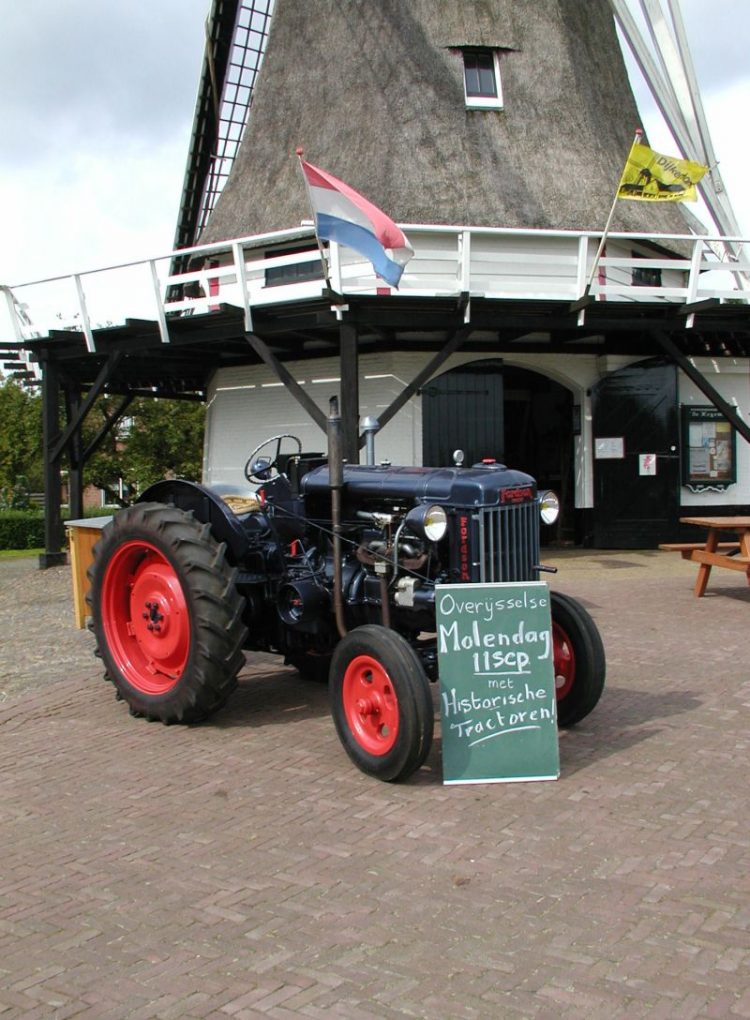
xmin=436 ymin=581 xmax=560 ymax=785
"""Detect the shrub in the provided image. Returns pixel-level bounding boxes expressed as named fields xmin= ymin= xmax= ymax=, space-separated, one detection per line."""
xmin=0 ymin=510 xmax=45 ymax=550
xmin=0 ymin=476 xmax=33 ymax=511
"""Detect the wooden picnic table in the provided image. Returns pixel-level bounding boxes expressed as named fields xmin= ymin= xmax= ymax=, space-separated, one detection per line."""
xmin=660 ymin=516 xmax=750 ymax=597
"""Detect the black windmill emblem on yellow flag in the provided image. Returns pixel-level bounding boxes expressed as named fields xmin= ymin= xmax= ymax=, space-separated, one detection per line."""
xmin=618 ymin=141 xmax=708 ymax=202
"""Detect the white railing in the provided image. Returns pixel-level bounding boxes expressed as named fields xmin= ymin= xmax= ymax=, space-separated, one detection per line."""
xmin=2 ymin=224 xmax=748 ymax=356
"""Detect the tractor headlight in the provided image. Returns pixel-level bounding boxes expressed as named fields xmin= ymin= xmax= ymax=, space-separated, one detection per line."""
xmin=405 ymin=504 xmax=448 ymax=542
xmin=539 ymin=490 xmax=560 ymax=525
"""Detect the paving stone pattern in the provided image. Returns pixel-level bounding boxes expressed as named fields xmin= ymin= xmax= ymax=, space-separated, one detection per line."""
xmin=1 ymin=551 xmax=749 ymax=1018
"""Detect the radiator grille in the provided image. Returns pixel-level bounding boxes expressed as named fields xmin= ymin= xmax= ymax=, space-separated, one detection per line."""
xmin=477 ymin=502 xmax=540 ymax=582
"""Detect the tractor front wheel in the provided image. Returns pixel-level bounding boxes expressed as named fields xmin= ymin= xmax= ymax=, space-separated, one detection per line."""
xmin=88 ymin=502 xmax=247 ymax=723
xmin=330 ymin=625 xmax=434 ymax=782
xmin=551 ymin=591 xmax=606 ymax=727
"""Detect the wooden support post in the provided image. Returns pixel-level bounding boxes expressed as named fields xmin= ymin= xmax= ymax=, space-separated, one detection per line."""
xmin=65 ymin=386 xmax=84 ymax=521
xmin=50 ymin=353 xmax=123 ymax=464
xmin=39 ymin=355 xmax=66 ymax=568
xmin=340 ymin=322 xmax=359 ymax=464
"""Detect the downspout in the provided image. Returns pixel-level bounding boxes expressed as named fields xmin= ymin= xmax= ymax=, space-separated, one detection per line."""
xmin=327 ymin=397 xmax=348 ymax=638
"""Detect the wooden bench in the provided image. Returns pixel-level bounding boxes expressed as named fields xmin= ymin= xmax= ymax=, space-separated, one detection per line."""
xmin=659 ymin=542 xmax=740 ymax=554
xmin=662 ymin=518 xmax=750 ymax=596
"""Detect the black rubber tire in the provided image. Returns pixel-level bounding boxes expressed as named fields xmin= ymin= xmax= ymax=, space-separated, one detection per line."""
xmin=551 ymin=590 xmax=606 ymax=727
xmin=330 ymin=625 xmax=434 ymax=782
xmin=87 ymin=502 xmax=247 ymax=724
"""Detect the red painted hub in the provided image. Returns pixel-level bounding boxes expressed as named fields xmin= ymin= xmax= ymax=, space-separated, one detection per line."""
xmin=341 ymin=654 xmax=399 ymax=755
xmin=552 ymin=621 xmax=575 ymax=701
xmin=101 ymin=540 xmax=190 ymax=695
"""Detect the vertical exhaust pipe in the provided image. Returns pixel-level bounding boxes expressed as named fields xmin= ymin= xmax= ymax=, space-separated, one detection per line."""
xmin=361 ymin=415 xmax=380 ymax=466
xmin=327 ymin=397 xmax=348 ymax=638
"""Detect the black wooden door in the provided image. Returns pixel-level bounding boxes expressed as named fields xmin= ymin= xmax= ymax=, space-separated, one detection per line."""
xmin=422 ymin=362 xmax=504 ymax=467
xmin=591 ymin=359 xmax=679 ymax=547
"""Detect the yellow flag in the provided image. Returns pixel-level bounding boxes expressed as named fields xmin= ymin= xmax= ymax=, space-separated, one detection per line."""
xmin=617 ymin=142 xmax=708 ymax=202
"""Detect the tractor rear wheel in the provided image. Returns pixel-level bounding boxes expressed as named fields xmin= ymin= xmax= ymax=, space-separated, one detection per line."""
xmin=330 ymin=625 xmax=434 ymax=782
xmin=88 ymin=502 xmax=247 ymax=723
xmin=551 ymin=591 xmax=606 ymax=727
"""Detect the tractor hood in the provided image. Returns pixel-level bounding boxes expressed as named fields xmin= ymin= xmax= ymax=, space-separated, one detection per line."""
xmin=301 ymin=463 xmax=537 ymax=509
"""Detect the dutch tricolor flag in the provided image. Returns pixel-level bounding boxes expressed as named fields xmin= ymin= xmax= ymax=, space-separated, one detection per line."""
xmin=299 ymin=158 xmax=413 ymax=288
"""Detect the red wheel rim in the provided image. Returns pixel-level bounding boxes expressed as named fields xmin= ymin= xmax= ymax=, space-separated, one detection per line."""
xmin=101 ymin=540 xmax=190 ymax=695
xmin=341 ymin=654 xmax=399 ymax=755
xmin=552 ymin=621 xmax=575 ymax=701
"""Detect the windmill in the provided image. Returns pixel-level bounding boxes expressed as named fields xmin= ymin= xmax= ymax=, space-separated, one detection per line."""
xmin=179 ymin=0 xmax=742 ymax=248
xmin=194 ymin=0 xmax=690 ymax=242
xmin=166 ymin=0 xmax=749 ymax=548
xmin=12 ymin=0 xmax=749 ymax=564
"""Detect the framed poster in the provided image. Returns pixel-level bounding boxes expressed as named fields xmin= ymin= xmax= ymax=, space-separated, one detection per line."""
xmin=681 ymin=405 xmax=736 ymax=492
xmin=436 ymin=581 xmax=559 ymax=785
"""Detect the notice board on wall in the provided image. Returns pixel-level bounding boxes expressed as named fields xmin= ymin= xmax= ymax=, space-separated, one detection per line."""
xmin=681 ymin=405 xmax=736 ymax=492
xmin=436 ymin=581 xmax=559 ymax=785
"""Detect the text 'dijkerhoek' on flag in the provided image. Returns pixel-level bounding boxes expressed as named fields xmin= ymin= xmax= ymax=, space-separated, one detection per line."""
xmin=617 ymin=141 xmax=708 ymax=202
xmin=299 ymin=158 xmax=414 ymax=287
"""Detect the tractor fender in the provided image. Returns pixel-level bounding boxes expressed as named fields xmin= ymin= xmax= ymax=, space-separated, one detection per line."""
xmin=138 ymin=479 xmax=255 ymax=563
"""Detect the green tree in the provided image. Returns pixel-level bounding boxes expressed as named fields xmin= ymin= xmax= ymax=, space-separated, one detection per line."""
xmin=125 ymin=398 xmax=205 ymax=489
xmin=0 ymin=378 xmax=43 ymax=491
xmin=85 ymin=397 xmax=205 ymax=498
xmin=0 ymin=381 xmax=205 ymax=505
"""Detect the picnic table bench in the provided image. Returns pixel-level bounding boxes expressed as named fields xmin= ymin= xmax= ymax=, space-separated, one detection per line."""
xmin=659 ymin=516 xmax=750 ymax=597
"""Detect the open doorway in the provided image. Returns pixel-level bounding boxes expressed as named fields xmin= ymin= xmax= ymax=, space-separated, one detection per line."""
xmin=422 ymin=360 xmax=575 ymax=543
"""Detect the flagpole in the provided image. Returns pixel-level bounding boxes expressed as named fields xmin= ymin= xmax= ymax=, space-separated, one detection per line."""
xmin=582 ymin=128 xmax=643 ymax=299
xmin=295 ymin=147 xmax=335 ymax=293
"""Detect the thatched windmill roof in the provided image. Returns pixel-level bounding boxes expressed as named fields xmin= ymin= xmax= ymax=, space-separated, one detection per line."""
xmin=202 ymin=0 xmax=687 ymax=242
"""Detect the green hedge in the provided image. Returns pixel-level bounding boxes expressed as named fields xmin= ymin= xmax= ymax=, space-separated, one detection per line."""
xmin=0 ymin=507 xmax=120 ymax=551
xmin=0 ymin=510 xmax=45 ymax=550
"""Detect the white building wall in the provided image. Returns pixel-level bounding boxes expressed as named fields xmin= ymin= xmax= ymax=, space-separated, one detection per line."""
xmin=204 ymin=352 xmax=423 ymax=490
xmin=204 ymin=348 xmax=750 ymax=509
xmin=205 ymin=349 xmax=603 ymax=508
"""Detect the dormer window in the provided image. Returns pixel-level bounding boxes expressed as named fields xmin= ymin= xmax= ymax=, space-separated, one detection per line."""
xmin=463 ymin=49 xmax=503 ymax=110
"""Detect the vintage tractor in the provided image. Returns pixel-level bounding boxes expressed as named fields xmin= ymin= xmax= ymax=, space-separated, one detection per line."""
xmin=87 ymin=400 xmax=605 ymax=782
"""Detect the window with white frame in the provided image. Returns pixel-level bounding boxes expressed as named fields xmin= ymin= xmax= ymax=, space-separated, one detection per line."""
xmin=462 ymin=49 xmax=503 ymax=109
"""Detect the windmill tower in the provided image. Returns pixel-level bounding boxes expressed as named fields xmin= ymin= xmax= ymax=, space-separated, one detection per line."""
xmin=200 ymin=0 xmax=689 ymax=242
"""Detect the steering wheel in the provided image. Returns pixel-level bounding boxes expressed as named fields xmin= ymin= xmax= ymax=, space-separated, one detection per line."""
xmin=244 ymin=434 xmax=303 ymax=484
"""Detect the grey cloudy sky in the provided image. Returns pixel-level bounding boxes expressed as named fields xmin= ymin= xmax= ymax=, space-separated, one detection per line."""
xmin=0 ymin=0 xmax=748 ymax=291
xmin=0 ymin=0 xmax=208 ymax=286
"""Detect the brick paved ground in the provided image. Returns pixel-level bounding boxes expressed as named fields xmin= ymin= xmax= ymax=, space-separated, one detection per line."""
xmin=1 ymin=551 xmax=749 ymax=1018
